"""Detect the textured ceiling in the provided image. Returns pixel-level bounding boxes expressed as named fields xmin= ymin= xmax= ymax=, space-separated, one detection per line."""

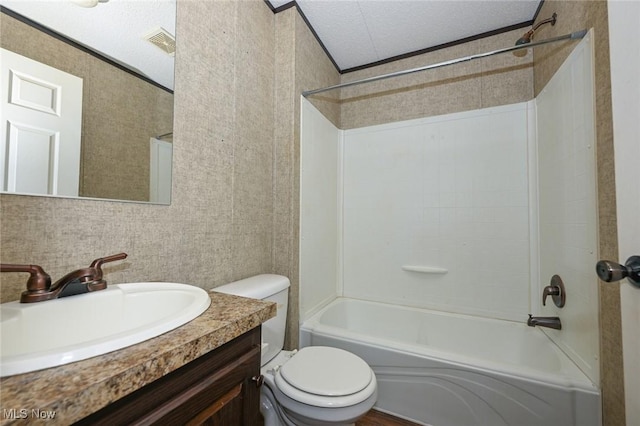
xmin=1 ymin=0 xmax=176 ymax=90
xmin=2 ymin=0 xmax=542 ymax=88
xmin=268 ymin=0 xmax=541 ymax=72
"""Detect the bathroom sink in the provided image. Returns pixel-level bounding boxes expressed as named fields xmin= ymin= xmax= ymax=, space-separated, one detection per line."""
xmin=0 ymin=282 xmax=211 ymax=377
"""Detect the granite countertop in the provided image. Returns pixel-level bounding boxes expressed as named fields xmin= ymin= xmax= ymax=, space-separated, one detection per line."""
xmin=0 ymin=292 xmax=276 ymax=425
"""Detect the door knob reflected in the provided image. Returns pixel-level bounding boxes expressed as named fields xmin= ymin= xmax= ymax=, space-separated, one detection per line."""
xmin=595 ymin=255 xmax=640 ymax=288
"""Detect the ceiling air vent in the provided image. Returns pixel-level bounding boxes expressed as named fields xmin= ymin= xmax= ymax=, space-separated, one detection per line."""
xmin=144 ymin=27 xmax=176 ymax=56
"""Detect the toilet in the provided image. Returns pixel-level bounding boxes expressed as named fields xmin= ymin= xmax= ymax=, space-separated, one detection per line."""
xmin=212 ymin=274 xmax=377 ymax=426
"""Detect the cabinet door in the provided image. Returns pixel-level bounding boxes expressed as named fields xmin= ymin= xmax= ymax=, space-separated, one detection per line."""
xmin=74 ymin=327 xmax=262 ymax=426
xmin=137 ymin=347 xmax=261 ymax=425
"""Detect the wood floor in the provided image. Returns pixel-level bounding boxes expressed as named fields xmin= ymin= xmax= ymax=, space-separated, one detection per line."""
xmin=356 ymin=409 xmax=420 ymax=426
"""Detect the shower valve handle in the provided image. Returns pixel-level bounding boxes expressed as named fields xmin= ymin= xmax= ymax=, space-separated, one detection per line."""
xmin=542 ymin=275 xmax=565 ymax=307
xmin=542 ymin=285 xmax=559 ymax=304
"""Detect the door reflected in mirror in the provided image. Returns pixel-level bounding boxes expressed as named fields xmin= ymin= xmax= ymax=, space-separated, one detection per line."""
xmin=0 ymin=2 xmax=175 ymax=204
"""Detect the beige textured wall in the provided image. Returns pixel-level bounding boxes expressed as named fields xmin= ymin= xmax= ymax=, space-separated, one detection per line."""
xmin=533 ymin=1 xmax=623 ymax=424
xmin=273 ymin=7 xmax=341 ymax=349
xmin=337 ymin=29 xmax=533 ymax=129
xmin=0 ymin=13 xmax=174 ymax=202
xmin=295 ymin=12 xmax=341 ymax=129
xmin=273 ymin=8 xmax=298 ymax=350
xmin=1 ymin=0 xmax=275 ymax=302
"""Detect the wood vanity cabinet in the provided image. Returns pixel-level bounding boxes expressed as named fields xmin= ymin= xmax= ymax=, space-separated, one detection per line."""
xmin=75 ymin=327 xmax=263 ymax=426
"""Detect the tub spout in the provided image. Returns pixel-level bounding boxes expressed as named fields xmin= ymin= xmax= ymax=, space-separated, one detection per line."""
xmin=527 ymin=314 xmax=561 ymax=330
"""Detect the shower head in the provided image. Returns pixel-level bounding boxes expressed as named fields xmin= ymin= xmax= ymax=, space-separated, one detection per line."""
xmin=515 ymin=30 xmax=535 ymax=46
xmin=513 ymin=12 xmax=558 ymax=57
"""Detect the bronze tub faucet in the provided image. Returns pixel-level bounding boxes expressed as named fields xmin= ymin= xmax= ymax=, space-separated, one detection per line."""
xmin=1 ymin=253 xmax=127 ymax=303
xmin=527 ymin=314 xmax=562 ymax=330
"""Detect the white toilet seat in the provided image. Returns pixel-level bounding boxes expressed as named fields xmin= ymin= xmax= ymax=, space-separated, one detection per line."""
xmin=274 ymin=346 xmax=376 ymax=408
xmin=212 ymin=276 xmax=376 ymax=425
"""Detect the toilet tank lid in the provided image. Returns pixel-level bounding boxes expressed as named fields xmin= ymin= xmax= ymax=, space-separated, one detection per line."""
xmin=211 ymin=274 xmax=290 ymax=299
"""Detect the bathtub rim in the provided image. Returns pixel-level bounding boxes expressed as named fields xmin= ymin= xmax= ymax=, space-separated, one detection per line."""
xmin=300 ymin=297 xmax=599 ymax=394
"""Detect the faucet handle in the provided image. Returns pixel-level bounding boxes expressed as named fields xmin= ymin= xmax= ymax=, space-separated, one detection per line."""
xmin=542 ymin=274 xmax=566 ymax=307
xmin=542 ymin=285 xmax=559 ymax=305
xmin=1 ymin=264 xmax=51 ymax=292
xmin=89 ymin=253 xmax=128 ymax=279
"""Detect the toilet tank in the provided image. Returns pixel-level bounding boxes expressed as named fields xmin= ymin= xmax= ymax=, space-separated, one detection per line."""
xmin=212 ymin=274 xmax=290 ymax=365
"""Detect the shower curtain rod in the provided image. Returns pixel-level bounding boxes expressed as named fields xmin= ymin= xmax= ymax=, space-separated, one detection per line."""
xmin=302 ymin=29 xmax=587 ymax=97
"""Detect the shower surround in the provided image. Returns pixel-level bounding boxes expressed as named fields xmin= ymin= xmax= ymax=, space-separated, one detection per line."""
xmin=300 ymin=31 xmax=600 ymax=425
xmin=301 ymin=99 xmax=536 ymax=323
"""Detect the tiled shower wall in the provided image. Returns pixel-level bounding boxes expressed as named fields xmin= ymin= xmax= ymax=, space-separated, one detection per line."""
xmin=533 ymin=2 xmax=623 ymax=424
xmin=536 ymin=31 xmax=599 ymax=385
xmin=342 ymin=103 xmax=531 ymax=321
xmin=299 ymin=98 xmax=341 ymax=322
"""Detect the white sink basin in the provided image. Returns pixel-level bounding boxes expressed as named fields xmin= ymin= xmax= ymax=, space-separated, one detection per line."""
xmin=0 ymin=282 xmax=211 ymax=377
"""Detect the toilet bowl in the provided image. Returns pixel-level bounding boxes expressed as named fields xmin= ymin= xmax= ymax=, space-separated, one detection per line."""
xmin=261 ymin=348 xmax=377 ymax=425
xmin=213 ymin=274 xmax=377 ymax=426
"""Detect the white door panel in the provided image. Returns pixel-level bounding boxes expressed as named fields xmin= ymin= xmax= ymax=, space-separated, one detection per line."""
xmin=6 ymin=122 xmax=58 ymax=194
xmin=8 ymin=68 xmax=62 ymax=115
xmin=1 ymin=48 xmax=82 ymax=196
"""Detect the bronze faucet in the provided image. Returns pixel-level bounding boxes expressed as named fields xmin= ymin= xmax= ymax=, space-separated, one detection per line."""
xmin=527 ymin=314 xmax=562 ymax=330
xmin=1 ymin=253 xmax=127 ymax=303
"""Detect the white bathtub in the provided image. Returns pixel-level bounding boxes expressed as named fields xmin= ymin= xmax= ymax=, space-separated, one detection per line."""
xmin=300 ymin=298 xmax=600 ymax=426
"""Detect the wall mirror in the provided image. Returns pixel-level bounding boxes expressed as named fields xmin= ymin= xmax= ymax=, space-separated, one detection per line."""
xmin=0 ymin=0 xmax=175 ymax=204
